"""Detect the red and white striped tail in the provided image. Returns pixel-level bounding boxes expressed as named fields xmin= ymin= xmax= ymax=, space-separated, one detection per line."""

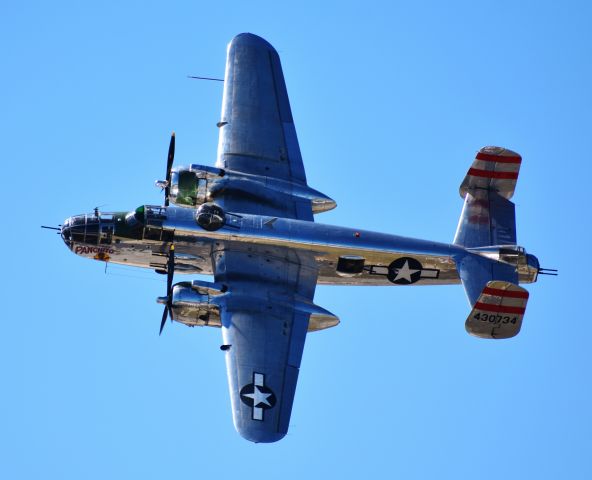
xmin=459 ymin=146 xmax=522 ymax=200
xmin=465 ymin=280 xmax=529 ymax=339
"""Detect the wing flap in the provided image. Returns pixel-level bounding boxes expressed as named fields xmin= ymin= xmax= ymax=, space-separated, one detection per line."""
xmin=465 ymin=280 xmax=529 ymax=339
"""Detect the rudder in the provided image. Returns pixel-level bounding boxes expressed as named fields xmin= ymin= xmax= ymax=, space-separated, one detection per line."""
xmin=454 ymin=146 xmax=522 ymax=248
xmin=465 ymin=280 xmax=529 ymax=339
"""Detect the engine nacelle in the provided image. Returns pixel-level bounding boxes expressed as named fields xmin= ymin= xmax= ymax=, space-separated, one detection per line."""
xmin=168 ymin=281 xmax=340 ymax=332
xmin=167 ymin=164 xmax=336 ymax=214
xmin=169 ymin=280 xmax=227 ymax=327
xmin=169 ymin=164 xmax=224 ymax=207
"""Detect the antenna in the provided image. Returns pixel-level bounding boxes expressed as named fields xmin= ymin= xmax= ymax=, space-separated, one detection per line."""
xmin=93 ymin=204 xmax=107 ymax=217
xmin=187 ymin=75 xmax=224 ymax=82
xmin=41 ymin=225 xmax=61 ymax=231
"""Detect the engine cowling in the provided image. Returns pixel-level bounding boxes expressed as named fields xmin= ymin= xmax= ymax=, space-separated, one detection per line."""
xmin=169 ymin=164 xmax=224 ymax=207
xmin=169 ymin=280 xmax=227 ymax=327
xmin=167 ymin=164 xmax=336 ymax=214
xmin=167 ymin=280 xmax=340 ymax=332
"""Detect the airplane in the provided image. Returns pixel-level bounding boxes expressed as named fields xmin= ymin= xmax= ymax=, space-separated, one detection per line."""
xmin=48 ymin=33 xmax=554 ymax=443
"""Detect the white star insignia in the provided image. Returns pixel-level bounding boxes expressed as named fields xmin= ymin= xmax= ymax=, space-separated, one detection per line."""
xmin=394 ymin=260 xmax=420 ymax=282
xmin=243 ymin=385 xmax=272 ymax=407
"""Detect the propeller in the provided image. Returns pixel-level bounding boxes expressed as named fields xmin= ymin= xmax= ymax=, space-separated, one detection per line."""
xmin=164 ymin=132 xmax=175 ymax=206
xmin=158 ymin=244 xmax=175 ymax=335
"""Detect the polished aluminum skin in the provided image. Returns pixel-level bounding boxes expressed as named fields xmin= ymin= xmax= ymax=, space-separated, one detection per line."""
xmin=59 ymin=33 xmax=541 ymax=443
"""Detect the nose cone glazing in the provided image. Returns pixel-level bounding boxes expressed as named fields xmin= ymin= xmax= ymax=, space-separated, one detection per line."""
xmin=60 ymin=217 xmax=72 ymax=247
xmin=60 ymin=213 xmax=115 ymax=250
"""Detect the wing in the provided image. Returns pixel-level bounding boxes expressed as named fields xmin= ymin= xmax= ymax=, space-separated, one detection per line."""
xmin=215 ymin=33 xmax=333 ymax=220
xmin=217 ymin=33 xmax=306 ymax=185
xmin=213 ymin=245 xmax=318 ymax=442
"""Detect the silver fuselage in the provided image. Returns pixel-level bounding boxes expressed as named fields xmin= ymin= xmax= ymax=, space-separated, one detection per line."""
xmin=62 ymin=205 xmax=538 ymax=287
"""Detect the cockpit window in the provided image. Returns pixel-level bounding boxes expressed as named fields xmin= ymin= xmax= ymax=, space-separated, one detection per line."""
xmin=196 ymin=203 xmax=225 ymax=231
xmin=62 ymin=212 xmax=115 ymax=245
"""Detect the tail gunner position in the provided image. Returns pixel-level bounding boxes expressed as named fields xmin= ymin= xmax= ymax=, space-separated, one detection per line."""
xmin=52 ymin=34 xmax=553 ymax=443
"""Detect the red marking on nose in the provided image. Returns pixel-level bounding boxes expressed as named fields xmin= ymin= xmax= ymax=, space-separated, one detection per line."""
xmin=354 ymin=232 xmax=360 ymax=238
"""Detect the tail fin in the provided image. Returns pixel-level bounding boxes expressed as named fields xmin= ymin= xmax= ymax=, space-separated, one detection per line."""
xmin=465 ymin=280 xmax=529 ymax=339
xmin=454 ymin=147 xmax=531 ymax=339
xmin=454 ymin=146 xmax=522 ymax=248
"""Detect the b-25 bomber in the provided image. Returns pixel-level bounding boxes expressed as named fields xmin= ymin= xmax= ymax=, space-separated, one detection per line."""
xmin=52 ymin=33 xmax=551 ymax=443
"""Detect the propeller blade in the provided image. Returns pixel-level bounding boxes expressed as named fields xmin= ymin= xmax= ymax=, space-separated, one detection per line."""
xmin=166 ymin=246 xmax=175 ymax=323
xmin=159 ymin=245 xmax=175 ymax=335
xmin=166 ymin=245 xmax=175 ymax=294
xmin=159 ymin=305 xmax=168 ymax=335
xmin=164 ymin=132 xmax=175 ymax=206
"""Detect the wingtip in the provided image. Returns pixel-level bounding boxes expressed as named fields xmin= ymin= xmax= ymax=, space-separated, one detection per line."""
xmin=236 ymin=426 xmax=287 ymax=444
xmin=229 ymin=33 xmax=276 ymax=52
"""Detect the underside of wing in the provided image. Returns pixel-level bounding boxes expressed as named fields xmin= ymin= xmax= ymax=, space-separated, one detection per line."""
xmin=214 ymin=246 xmax=320 ymax=442
xmin=215 ymin=33 xmax=334 ymax=220
xmin=221 ymin=304 xmax=310 ymax=442
xmin=217 ymin=33 xmax=306 ymax=184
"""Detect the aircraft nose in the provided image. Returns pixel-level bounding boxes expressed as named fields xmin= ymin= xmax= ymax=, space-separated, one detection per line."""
xmin=60 ymin=217 xmax=73 ymax=247
xmin=59 ymin=213 xmax=106 ymax=247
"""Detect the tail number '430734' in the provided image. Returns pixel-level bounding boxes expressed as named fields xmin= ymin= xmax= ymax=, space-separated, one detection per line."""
xmin=473 ymin=313 xmax=518 ymax=324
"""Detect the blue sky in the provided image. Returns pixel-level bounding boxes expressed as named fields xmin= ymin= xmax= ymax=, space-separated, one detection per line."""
xmin=2 ymin=1 xmax=591 ymax=478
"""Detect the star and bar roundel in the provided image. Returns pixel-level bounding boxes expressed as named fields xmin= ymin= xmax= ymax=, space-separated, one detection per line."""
xmin=239 ymin=373 xmax=277 ymax=421
xmin=368 ymin=257 xmax=440 ymax=284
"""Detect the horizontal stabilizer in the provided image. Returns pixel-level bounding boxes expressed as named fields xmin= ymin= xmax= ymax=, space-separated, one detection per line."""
xmin=459 ymin=146 xmax=522 ymax=200
xmin=465 ymin=281 xmax=529 ymax=339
